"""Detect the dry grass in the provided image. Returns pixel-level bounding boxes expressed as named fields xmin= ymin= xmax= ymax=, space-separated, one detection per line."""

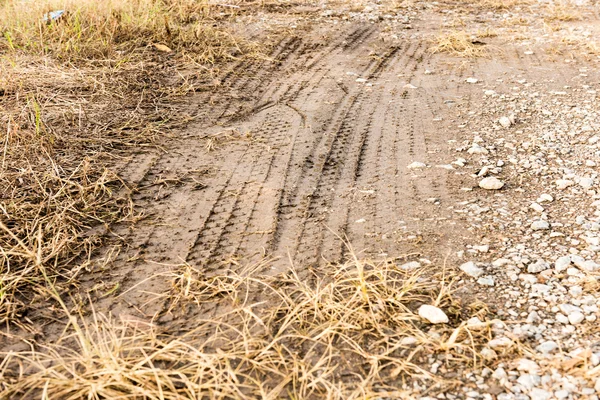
xmin=477 ymin=0 xmax=529 ymax=10
xmin=0 ymin=254 xmax=512 ymax=398
xmin=0 ymin=0 xmax=248 ymax=63
xmin=0 ymin=0 xmax=260 ymax=330
xmin=559 ymin=35 xmax=600 ymax=57
xmin=430 ymin=31 xmax=488 ymax=58
xmin=477 ymin=27 xmax=498 ymax=39
xmin=544 ymin=1 xmax=581 ymax=22
xmin=202 ymin=128 xmax=253 ymax=152
xmin=442 ymin=0 xmax=530 ymax=11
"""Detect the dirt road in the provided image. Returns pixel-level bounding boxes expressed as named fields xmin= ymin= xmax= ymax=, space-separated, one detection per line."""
xmin=94 ymin=5 xmax=600 ymax=314
xmin=5 ymin=1 xmax=600 ymax=398
xmin=97 ymin=20 xmax=483 ymax=307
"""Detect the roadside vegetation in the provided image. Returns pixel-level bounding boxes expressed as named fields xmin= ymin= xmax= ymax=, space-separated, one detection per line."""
xmin=1 ymin=255 xmax=514 ymax=398
xmin=0 ymin=0 xmax=255 ymax=329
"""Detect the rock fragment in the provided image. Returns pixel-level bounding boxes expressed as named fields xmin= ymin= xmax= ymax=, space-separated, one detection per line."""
xmin=459 ymin=261 xmax=484 ymax=277
xmin=479 ymin=177 xmax=504 ymax=190
xmin=418 ymin=305 xmax=448 ymax=324
xmin=400 ymin=261 xmax=421 ymax=270
xmin=531 ymin=220 xmax=550 ymax=230
xmin=555 ymin=179 xmax=574 ymax=190
xmin=499 ymin=116 xmax=512 ymax=128
xmin=407 ymin=161 xmax=427 ymax=169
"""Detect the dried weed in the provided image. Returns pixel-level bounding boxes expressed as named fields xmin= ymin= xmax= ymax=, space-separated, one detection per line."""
xmin=430 ymin=31 xmax=489 ymax=58
xmin=0 ymin=255 xmax=517 ymax=398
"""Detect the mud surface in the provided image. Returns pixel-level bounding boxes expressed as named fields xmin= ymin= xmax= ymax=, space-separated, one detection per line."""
xmin=83 ymin=5 xmax=600 ymax=322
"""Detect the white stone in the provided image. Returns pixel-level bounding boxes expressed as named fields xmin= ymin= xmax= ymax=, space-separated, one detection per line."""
xmin=493 ymin=367 xmax=507 ymax=381
xmin=467 ymin=143 xmax=489 ymax=155
xmin=477 ymin=276 xmax=495 ymax=286
xmin=530 ymin=202 xmax=544 ymax=212
xmin=529 ymin=388 xmax=552 ymax=400
xmin=527 ymin=311 xmax=541 ymax=323
xmin=492 ymin=258 xmax=511 ymax=267
xmin=580 ymin=260 xmax=600 ymax=272
xmin=538 ymin=193 xmax=554 ymax=203
xmin=532 ymin=283 xmax=550 ymax=293
xmin=480 ymin=347 xmax=497 ymax=361
xmin=488 ymin=337 xmax=513 ymax=349
xmin=555 ymin=390 xmax=570 ymax=400
xmin=531 ymin=220 xmax=550 ymax=230
xmin=536 ymin=341 xmax=558 ymax=354
xmin=528 ymin=259 xmax=549 ymax=273
xmin=452 ymin=157 xmax=467 ymax=167
xmin=556 ymin=179 xmax=574 ymax=189
xmin=418 ymin=305 xmax=448 ymax=324
xmin=556 ymin=313 xmax=569 ymax=324
xmin=572 ymin=255 xmax=585 ymax=267
xmin=499 ymin=116 xmax=512 ymax=128
xmin=559 ymin=304 xmax=582 ymax=314
xmin=473 ymin=245 xmax=489 ymax=253
xmin=479 ymin=177 xmax=504 ymax=190
xmin=400 ymin=261 xmax=421 ymax=270
xmin=460 ymin=261 xmax=484 ymax=278
xmin=466 ymin=77 xmax=479 ymax=83
xmin=517 ymin=373 xmax=538 ymax=390
xmin=579 ymin=177 xmax=595 ymax=189
xmin=517 ymin=358 xmax=540 ymax=373
xmin=407 ymin=161 xmax=427 ymax=169
xmin=568 ymin=311 xmax=585 ymax=325
xmin=555 ymin=255 xmax=571 ymax=272
xmin=400 ymin=336 xmax=418 ymax=345
xmin=570 ymin=286 xmax=583 ymax=297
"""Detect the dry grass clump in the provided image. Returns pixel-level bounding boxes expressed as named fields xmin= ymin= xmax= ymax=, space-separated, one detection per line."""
xmin=0 ymin=256 xmax=509 ymax=398
xmin=0 ymin=0 xmax=260 ymax=329
xmin=477 ymin=0 xmax=529 ymax=10
xmin=544 ymin=1 xmax=581 ymax=22
xmin=477 ymin=27 xmax=498 ymax=38
xmin=430 ymin=31 xmax=488 ymax=58
xmin=558 ymin=35 xmax=600 ymax=57
xmin=442 ymin=0 xmax=530 ymax=11
xmin=0 ymin=0 xmax=247 ymax=64
xmin=202 ymin=128 xmax=253 ymax=152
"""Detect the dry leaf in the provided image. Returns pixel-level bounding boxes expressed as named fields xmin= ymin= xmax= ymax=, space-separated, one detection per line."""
xmin=153 ymin=43 xmax=172 ymax=53
xmin=560 ymin=349 xmax=592 ymax=371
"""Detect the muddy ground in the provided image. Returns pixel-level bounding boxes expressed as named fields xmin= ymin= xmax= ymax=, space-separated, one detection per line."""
xmin=5 ymin=0 xmax=600 ymax=398
xmin=89 ymin=3 xmax=597 ymax=316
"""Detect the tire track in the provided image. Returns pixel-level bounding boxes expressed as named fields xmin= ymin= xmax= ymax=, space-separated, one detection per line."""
xmin=182 ymin=25 xmax=382 ymax=270
xmin=284 ymin=45 xmax=405 ymax=268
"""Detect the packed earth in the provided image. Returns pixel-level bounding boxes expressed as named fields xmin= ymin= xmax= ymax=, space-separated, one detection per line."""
xmin=2 ymin=0 xmax=600 ymax=399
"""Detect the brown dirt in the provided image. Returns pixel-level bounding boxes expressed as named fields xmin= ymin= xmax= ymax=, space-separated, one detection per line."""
xmin=72 ymin=7 xmax=600 ymax=322
xmin=6 ymin=1 xmax=600 ymax=377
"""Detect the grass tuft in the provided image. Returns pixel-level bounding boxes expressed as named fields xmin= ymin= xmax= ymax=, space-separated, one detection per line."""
xmin=430 ymin=31 xmax=488 ymax=58
xmin=0 ymin=255 xmax=512 ymax=398
xmin=0 ymin=0 xmax=259 ymax=329
xmin=544 ymin=1 xmax=581 ymax=22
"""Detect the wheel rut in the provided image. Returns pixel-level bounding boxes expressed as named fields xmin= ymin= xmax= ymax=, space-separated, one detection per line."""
xmin=96 ymin=21 xmax=483 ymax=315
